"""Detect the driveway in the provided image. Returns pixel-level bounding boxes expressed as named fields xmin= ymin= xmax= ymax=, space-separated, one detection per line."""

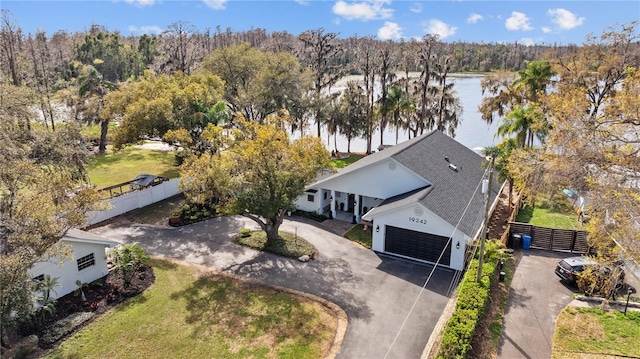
xmin=498 ymin=249 xmax=576 ymax=359
xmin=89 ymin=216 xmax=456 ymax=359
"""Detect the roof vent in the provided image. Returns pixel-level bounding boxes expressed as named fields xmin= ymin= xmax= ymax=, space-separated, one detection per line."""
xmin=445 ymin=156 xmax=449 ymax=162
xmin=448 ymin=163 xmax=458 ymax=172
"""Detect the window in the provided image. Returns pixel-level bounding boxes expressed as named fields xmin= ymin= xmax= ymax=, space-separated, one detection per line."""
xmin=77 ymin=253 xmax=96 ymax=271
xmin=307 ymin=194 xmax=314 ymax=202
xmin=324 ymin=192 xmax=328 ymax=200
xmin=32 ymin=274 xmax=45 ymax=282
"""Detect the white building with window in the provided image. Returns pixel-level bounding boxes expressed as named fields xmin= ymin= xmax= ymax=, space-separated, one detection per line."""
xmin=295 ymin=130 xmax=502 ymax=271
xmin=28 ymin=229 xmax=118 ymax=300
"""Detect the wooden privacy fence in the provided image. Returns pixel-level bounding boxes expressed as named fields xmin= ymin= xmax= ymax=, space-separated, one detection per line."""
xmin=509 ymin=222 xmax=592 ymax=254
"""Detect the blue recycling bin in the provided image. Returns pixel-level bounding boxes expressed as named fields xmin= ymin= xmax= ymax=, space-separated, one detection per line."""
xmin=522 ymin=234 xmax=532 ymax=250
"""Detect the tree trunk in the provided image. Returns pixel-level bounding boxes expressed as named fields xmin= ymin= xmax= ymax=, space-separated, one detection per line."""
xmin=99 ymin=118 xmax=109 ymax=154
xmin=265 ymin=215 xmax=283 ymax=246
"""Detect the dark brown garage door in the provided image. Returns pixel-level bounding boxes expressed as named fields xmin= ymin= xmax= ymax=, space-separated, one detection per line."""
xmin=384 ymin=226 xmax=451 ymax=266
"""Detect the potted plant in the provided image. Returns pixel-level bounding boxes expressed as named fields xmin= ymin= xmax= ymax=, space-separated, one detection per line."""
xmin=169 ymin=209 xmax=182 ymax=225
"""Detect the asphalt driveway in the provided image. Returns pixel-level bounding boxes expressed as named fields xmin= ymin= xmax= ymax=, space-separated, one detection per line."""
xmin=89 ymin=216 xmax=456 ymax=359
xmin=498 ymin=249 xmax=577 ymax=359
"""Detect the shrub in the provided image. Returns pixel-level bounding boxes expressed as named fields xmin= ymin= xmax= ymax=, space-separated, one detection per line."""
xmin=239 ymin=228 xmax=252 ymax=237
xmin=436 ymin=258 xmax=497 ymax=359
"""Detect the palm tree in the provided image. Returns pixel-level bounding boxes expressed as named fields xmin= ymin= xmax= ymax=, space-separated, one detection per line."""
xmin=513 ymin=60 xmax=554 ymax=104
xmin=78 ymin=64 xmax=117 ymax=154
xmin=496 ymin=104 xmax=547 ymax=148
xmin=484 ymin=138 xmax=519 ymax=208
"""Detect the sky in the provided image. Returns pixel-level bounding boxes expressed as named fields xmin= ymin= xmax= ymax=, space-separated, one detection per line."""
xmin=2 ymin=0 xmax=639 ymax=45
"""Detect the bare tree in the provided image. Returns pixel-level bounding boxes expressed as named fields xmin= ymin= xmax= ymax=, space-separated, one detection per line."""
xmin=297 ymin=28 xmax=344 ymax=137
xmin=0 ymin=10 xmax=25 ymax=86
xmin=158 ymin=21 xmax=201 ymax=74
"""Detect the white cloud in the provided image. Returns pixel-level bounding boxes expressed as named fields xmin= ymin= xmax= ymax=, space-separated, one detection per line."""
xmin=425 ymin=19 xmax=457 ymax=39
xmin=410 ymin=3 xmax=422 ymax=14
xmin=542 ymin=26 xmax=551 ymax=33
xmin=519 ymin=38 xmax=535 ymax=46
xmin=127 ymin=25 xmax=163 ymax=35
xmin=467 ymin=13 xmax=483 ymax=24
xmin=548 ymin=8 xmax=585 ymax=30
xmin=332 ymin=0 xmax=393 ymax=21
xmin=505 ymin=11 xmax=533 ymax=31
xmin=378 ymin=21 xmax=402 ymax=40
xmin=124 ymin=0 xmax=155 ymax=7
xmin=202 ymin=0 xmax=227 ymax=10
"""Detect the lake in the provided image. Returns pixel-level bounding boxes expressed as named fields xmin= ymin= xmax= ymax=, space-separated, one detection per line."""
xmin=313 ymin=75 xmax=500 ymax=154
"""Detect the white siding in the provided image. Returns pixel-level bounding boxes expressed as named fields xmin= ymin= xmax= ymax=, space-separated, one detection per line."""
xmin=320 ymin=159 xmax=427 ymax=199
xmin=370 ymin=204 xmax=470 ymax=271
xmin=28 ymin=241 xmax=111 ymax=300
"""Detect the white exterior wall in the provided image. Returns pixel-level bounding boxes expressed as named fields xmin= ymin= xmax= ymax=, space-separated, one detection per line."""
xmin=361 ymin=196 xmax=384 ymax=215
xmin=320 ymin=159 xmax=427 ymax=199
xmin=370 ymin=204 xmax=470 ymax=271
xmin=87 ymin=178 xmax=181 ymax=226
xmin=294 ymin=191 xmax=322 ymax=213
xmin=28 ymin=241 xmax=111 ymax=300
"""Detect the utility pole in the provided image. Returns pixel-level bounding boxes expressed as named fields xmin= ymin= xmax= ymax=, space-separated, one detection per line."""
xmin=477 ymin=156 xmax=495 ymax=283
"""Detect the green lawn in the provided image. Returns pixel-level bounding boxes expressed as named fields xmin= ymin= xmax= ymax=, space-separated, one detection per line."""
xmin=331 ymin=153 xmax=364 ymax=169
xmin=344 ymin=224 xmax=372 ymax=249
xmin=46 ymin=258 xmax=336 ymax=359
xmin=87 ymin=147 xmax=180 ymax=189
xmin=515 ymin=195 xmax=580 ymax=230
xmin=552 ymin=307 xmax=640 ymax=359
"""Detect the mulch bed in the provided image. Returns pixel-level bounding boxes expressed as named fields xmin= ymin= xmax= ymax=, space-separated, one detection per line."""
xmin=16 ymin=265 xmax=155 ymax=350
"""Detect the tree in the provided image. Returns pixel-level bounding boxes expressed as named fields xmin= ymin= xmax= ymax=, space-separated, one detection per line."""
xmin=108 ymin=243 xmax=149 ymax=289
xmin=0 ymin=10 xmax=25 ymax=86
xmin=510 ymin=22 xmax=640 ymax=264
xmin=354 ymin=36 xmax=379 ymax=154
xmin=297 ymin=28 xmax=344 ymax=137
xmin=484 ymin=139 xmax=518 ymax=208
xmin=376 ymin=41 xmax=397 ymax=146
xmin=496 ymin=104 xmax=547 ymax=148
xmin=337 ymin=81 xmax=367 ymax=152
xmin=433 ymin=55 xmax=462 ymax=137
xmin=75 ymin=25 xmax=136 ymax=82
xmin=77 ymin=63 xmax=117 ymax=154
xmin=180 ymin=116 xmax=332 ymax=244
xmin=158 ymin=21 xmax=201 ymax=75
xmin=0 ymin=82 xmax=99 ymax=347
xmin=102 ymin=70 xmax=225 ymax=151
xmin=202 ymin=43 xmax=313 ymax=122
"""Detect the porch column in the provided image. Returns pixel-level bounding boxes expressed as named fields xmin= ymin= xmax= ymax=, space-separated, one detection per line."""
xmin=354 ymin=194 xmax=361 ymax=223
xmin=330 ymin=189 xmax=336 ymax=219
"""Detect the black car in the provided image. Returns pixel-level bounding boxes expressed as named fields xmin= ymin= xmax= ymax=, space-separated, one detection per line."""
xmin=555 ymin=256 xmax=625 ymax=285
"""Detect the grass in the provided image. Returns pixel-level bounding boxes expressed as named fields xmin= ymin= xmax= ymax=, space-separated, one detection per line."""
xmin=46 ymin=258 xmax=336 ymax=359
xmin=515 ymin=194 xmax=580 ymax=230
xmin=236 ymin=230 xmax=317 ymax=258
xmin=87 ymin=147 xmax=180 ymax=189
xmin=119 ymin=193 xmax=187 ymax=226
xmin=552 ymin=307 xmax=640 ymax=358
xmin=344 ymin=224 xmax=373 ymax=249
xmin=331 ymin=153 xmax=364 ymax=169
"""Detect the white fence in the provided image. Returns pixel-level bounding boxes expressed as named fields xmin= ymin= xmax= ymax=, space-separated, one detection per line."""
xmin=86 ymin=178 xmax=181 ymax=226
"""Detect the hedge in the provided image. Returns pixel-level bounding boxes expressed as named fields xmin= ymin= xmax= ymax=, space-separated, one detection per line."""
xmin=436 ymin=258 xmax=497 ymax=359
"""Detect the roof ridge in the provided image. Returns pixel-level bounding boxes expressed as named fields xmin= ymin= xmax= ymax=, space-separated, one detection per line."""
xmin=389 ymin=130 xmax=438 ymax=158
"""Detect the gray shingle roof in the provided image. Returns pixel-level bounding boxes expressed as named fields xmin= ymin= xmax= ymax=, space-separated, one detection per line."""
xmin=391 ymin=130 xmax=501 ymax=237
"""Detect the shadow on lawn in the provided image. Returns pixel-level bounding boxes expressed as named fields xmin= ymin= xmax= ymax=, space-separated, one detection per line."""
xmin=169 ymin=273 xmax=307 ymax=339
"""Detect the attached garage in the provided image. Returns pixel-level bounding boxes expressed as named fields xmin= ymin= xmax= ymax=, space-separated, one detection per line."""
xmin=384 ymin=226 xmax=451 ymax=266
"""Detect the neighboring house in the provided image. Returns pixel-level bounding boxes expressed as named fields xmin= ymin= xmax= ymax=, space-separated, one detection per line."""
xmin=28 ymin=229 xmax=118 ymax=301
xmin=295 ymin=130 xmax=502 ymax=271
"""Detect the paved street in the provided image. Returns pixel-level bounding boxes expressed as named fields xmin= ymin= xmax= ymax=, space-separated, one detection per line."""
xmin=90 ymin=216 xmax=456 ymax=359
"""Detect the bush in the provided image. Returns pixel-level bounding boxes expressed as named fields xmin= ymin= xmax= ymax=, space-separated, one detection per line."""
xmin=39 ymin=312 xmax=95 ymax=347
xmin=239 ymin=228 xmax=252 ymax=237
xmin=169 ymin=202 xmax=216 ymax=227
xmin=436 ymin=258 xmax=497 ymax=359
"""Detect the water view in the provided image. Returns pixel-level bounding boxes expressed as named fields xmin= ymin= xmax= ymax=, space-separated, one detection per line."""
xmin=317 ymin=75 xmax=500 ymax=154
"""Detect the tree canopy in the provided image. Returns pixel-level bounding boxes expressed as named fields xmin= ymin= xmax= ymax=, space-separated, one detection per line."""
xmin=180 ymin=116 xmax=332 ymax=243
xmin=102 ymin=70 xmax=225 ymax=150
xmin=0 ymin=82 xmax=99 ymax=346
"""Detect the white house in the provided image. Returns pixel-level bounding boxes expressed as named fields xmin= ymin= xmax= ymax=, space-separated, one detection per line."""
xmin=295 ymin=130 xmax=501 ymax=271
xmin=28 ymin=229 xmax=118 ymax=301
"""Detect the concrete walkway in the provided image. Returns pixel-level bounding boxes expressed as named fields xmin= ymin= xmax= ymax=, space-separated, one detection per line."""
xmin=89 ymin=216 xmax=456 ymax=359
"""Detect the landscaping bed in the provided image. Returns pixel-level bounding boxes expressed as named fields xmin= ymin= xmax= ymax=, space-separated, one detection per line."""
xmin=10 ymin=265 xmax=154 ymax=357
